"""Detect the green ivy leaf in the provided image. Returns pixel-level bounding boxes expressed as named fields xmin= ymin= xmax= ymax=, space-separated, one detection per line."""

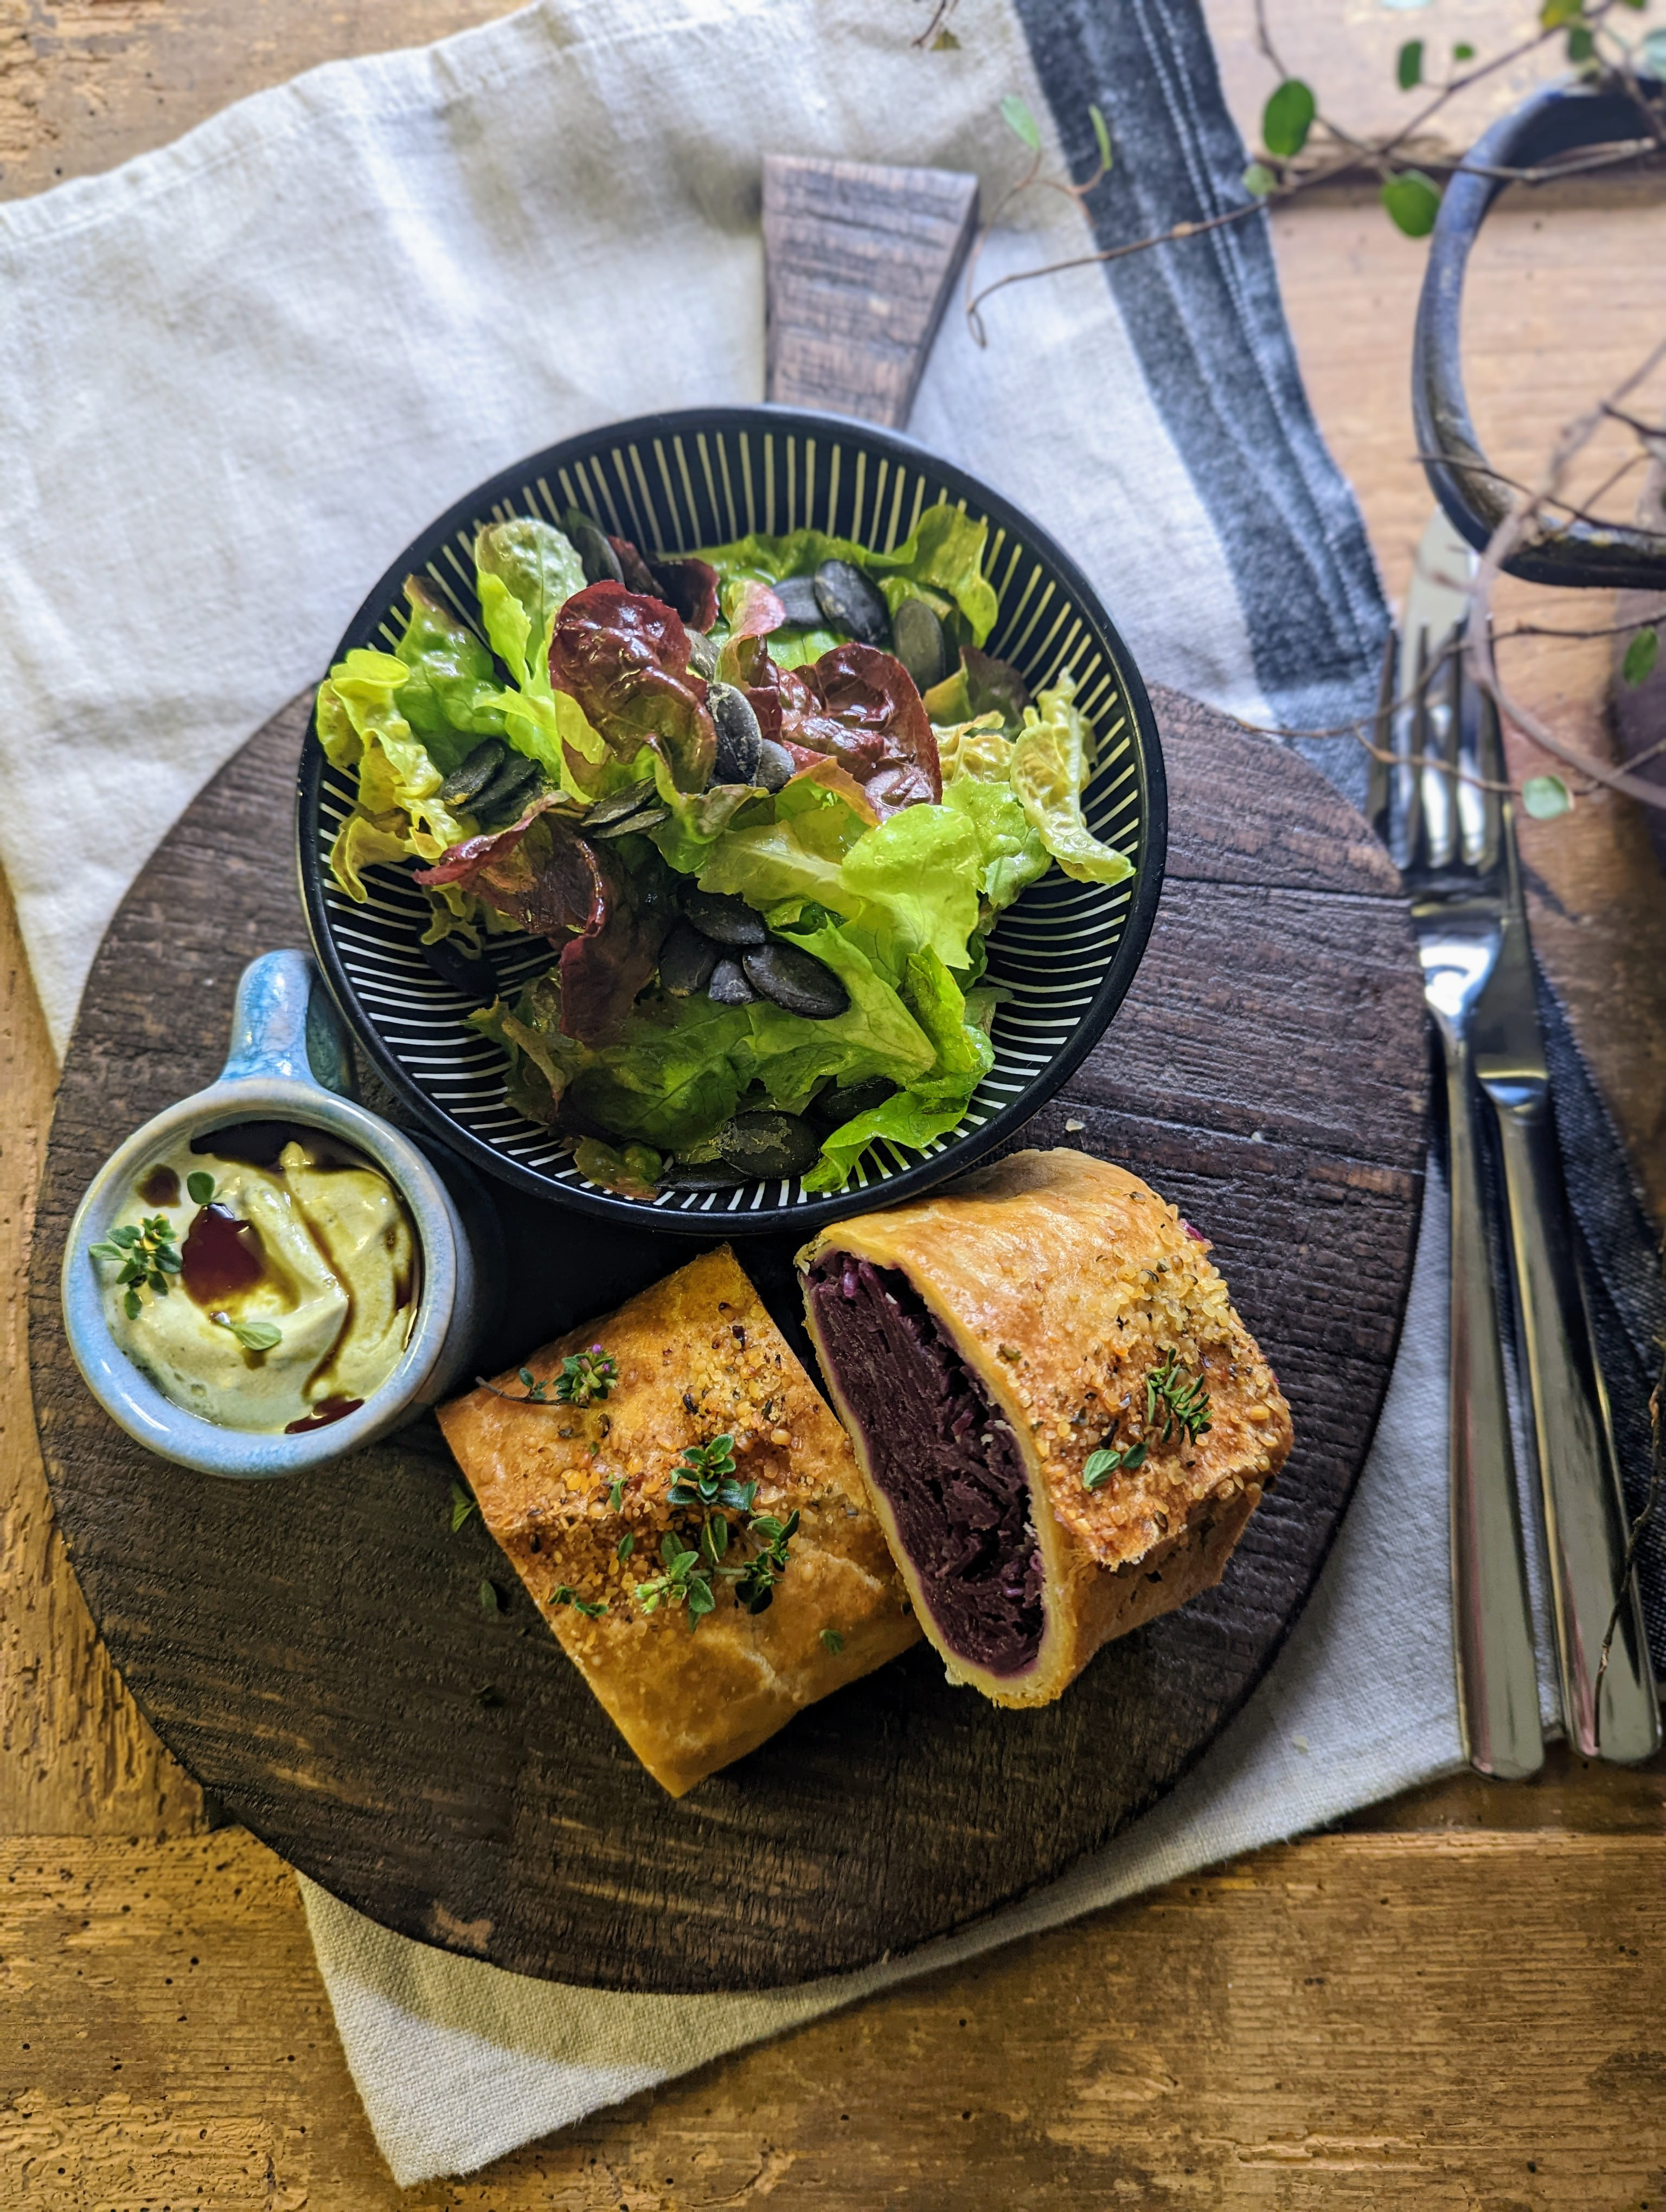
xmin=1242 ymin=162 xmax=1278 ymax=198
xmin=1089 ymin=102 xmax=1113 ymax=172
xmin=1566 ymin=23 xmax=1595 ymax=60
xmin=1521 ymin=775 xmax=1572 ymax=821
xmin=1623 ymin=626 xmax=1659 ymax=686
xmin=1396 ymin=38 xmax=1424 ymax=89
xmin=1453 ymin=41 xmax=1476 ymax=61
xmin=186 ymin=1170 xmax=215 ymax=1206
xmin=1261 ymin=79 xmax=1316 ymax=160
xmin=1001 ymin=94 xmax=1041 ymax=152
xmin=1382 ymin=169 xmax=1441 ymax=237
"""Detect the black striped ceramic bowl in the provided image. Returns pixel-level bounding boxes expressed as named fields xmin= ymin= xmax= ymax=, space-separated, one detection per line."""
xmin=297 ymin=407 xmax=1167 ymax=1234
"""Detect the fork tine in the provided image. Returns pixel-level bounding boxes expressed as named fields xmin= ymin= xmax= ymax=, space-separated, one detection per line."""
xmin=1366 ymin=622 xmax=1396 ymax=849
xmin=1470 ymin=622 xmax=1505 ymax=877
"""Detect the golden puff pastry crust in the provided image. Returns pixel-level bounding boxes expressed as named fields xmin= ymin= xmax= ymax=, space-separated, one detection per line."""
xmin=798 ymin=1148 xmax=1293 ymax=1708
xmin=437 ymin=1246 xmax=918 ymax=1796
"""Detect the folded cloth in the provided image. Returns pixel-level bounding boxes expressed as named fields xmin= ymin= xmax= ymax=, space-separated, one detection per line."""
xmin=4 ymin=0 xmax=1659 ymax=2188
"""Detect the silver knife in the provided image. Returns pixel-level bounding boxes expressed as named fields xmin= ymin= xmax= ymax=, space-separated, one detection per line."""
xmin=1407 ymin=512 xmax=1661 ymax=1763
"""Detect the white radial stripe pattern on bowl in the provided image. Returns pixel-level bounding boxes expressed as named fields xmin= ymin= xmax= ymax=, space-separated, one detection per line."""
xmin=297 ymin=408 xmax=1167 ymax=1233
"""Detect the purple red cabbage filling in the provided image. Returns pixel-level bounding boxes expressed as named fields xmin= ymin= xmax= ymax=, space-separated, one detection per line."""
xmin=808 ymin=1256 xmax=1045 ymax=1677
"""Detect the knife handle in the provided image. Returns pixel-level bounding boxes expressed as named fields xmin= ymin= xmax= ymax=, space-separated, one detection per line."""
xmin=1483 ymin=1077 xmax=1662 ymax=1762
xmin=1439 ymin=1018 xmax=1545 ymax=1778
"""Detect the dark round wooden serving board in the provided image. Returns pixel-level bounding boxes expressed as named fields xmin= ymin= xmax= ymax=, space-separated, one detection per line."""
xmin=29 ymin=687 xmax=1428 ymax=1994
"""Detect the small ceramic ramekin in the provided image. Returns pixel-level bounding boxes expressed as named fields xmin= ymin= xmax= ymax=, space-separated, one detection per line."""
xmin=61 ymin=949 xmax=493 ymax=1477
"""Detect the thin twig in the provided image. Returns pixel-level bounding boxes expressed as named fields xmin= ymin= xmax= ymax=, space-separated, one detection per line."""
xmin=1468 ymin=338 xmax=1666 ymax=816
xmin=1409 ymin=451 xmax=1666 ymax=542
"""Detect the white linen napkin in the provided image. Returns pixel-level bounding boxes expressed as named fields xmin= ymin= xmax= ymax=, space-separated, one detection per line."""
xmin=3 ymin=0 xmax=1555 ymax=2185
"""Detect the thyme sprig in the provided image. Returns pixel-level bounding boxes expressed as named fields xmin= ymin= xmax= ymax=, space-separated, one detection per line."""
xmin=639 ymin=1436 xmax=804 ymax=1629
xmin=92 ymin=1215 xmax=182 ymax=1321
xmin=475 ymin=1343 xmax=617 ymax=1408
xmin=1147 ymin=1351 xmax=1212 ymax=1445
xmin=552 ymin=1583 xmax=608 ymax=1619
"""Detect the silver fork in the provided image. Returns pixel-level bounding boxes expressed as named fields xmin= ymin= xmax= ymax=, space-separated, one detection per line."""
xmin=1369 ymin=627 xmax=1545 ymax=1779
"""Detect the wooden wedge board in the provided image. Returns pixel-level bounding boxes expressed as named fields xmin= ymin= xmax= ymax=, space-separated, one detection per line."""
xmin=29 ymin=686 xmax=1427 ymax=1992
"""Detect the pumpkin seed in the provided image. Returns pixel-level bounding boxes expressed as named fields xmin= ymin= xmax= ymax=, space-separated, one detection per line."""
xmin=561 ymin=507 xmax=624 ymax=587
xmin=740 ymin=941 xmax=851 ymax=1020
xmin=771 ymin=575 xmax=824 ymax=627
xmin=658 ymin=921 xmax=721 ymax=997
xmin=814 ymin=559 xmax=890 ymax=646
xmin=586 ymin=779 xmax=659 ymax=830
xmin=439 ymin=736 xmax=508 ymax=807
xmin=706 ymin=956 xmax=758 ymax=1005
xmin=755 ymin=738 xmax=794 ymax=792
xmin=811 ymin=1074 xmax=899 ymax=1131
xmin=684 ymin=889 xmax=768 ymax=946
xmin=667 ymin=1160 xmax=747 ymax=1191
xmin=892 ymin=599 xmax=950 ymax=692
xmin=708 ymin=681 xmax=764 ymax=785
xmin=589 ymin=803 xmax=669 ymax=840
xmin=687 ymin=629 xmax=719 ymax=679
xmin=422 ymin=939 xmax=495 ymax=1002
xmin=717 ymin=1110 xmax=821 ymax=1180
xmin=472 ymin=755 xmax=541 ymax=826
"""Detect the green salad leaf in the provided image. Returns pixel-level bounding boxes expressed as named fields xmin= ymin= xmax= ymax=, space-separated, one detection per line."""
xmin=392 ymin=581 xmax=505 ymax=751
xmin=938 ymin=717 xmax=1050 ymax=912
xmin=475 ymin=517 xmax=586 ymax=694
xmin=1010 ymin=672 xmax=1133 ymax=887
xmin=700 ymin=501 xmax=997 ymax=648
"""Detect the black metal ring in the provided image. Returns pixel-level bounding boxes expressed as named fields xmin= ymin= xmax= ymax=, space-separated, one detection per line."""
xmin=1412 ymin=72 xmax=1666 ymax=589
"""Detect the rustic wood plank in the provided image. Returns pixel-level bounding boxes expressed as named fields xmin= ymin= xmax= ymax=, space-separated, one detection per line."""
xmin=0 ymin=856 xmax=204 ymax=1842
xmin=3 ymin=1825 xmax=1663 ymax=2205
xmin=763 ymin=156 xmax=978 ymax=427
xmin=25 ymin=689 xmax=1425 ymax=1992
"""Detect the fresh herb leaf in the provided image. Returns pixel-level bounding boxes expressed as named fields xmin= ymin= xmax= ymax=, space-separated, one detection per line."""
xmin=479 ymin=1578 xmax=504 ymax=1614
xmin=608 ymin=1478 xmax=627 ymax=1510
xmin=553 ymin=1345 xmax=618 ymax=1406
xmin=450 ymin=1481 xmax=478 ymax=1533
xmin=617 ymin=1532 xmax=634 ymax=1561
xmin=1242 ymin=162 xmax=1278 ymax=198
xmin=186 ymin=1170 xmax=215 ymax=1206
xmin=95 ymin=1213 xmax=182 ymax=1319
xmin=1146 ymin=1351 xmax=1212 ymax=1444
xmin=1395 ymin=38 xmax=1423 ymax=89
xmin=552 ymin=1584 xmax=608 ymax=1619
xmin=1453 ymin=41 xmax=1476 ymax=61
xmin=213 ymin=1315 xmax=283 ymax=1354
xmin=821 ymin=1628 xmax=845 ymax=1656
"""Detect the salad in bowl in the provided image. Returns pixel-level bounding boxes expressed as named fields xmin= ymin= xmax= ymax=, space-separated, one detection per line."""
xmin=315 ymin=492 xmax=1135 ymax=1205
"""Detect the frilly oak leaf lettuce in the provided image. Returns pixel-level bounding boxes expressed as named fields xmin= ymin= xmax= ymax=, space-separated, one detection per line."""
xmin=548 ymin=582 xmax=716 ymax=793
xmin=773 ymin=642 xmax=941 ymax=817
xmin=418 ymin=801 xmax=677 ymax=1045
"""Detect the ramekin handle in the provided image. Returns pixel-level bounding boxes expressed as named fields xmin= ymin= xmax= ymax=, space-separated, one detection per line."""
xmin=218 ymin=950 xmax=356 ymax=1095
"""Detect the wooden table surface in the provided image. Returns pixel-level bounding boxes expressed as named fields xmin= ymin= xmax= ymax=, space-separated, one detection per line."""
xmin=3 ymin=5 xmax=1663 ymax=2203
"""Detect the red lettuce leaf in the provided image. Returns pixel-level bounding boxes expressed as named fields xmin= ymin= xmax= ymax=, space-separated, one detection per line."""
xmin=547 ymin=581 xmax=716 ymax=792
xmin=604 ymin=529 xmax=720 ymax=632
xmin=415 ymin=800 xmax=675 ymax=1044
xmin=772 ymin=642 xmax=941 ymax=816
xmin=647 ymin=555 xmax=720 ymax=633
